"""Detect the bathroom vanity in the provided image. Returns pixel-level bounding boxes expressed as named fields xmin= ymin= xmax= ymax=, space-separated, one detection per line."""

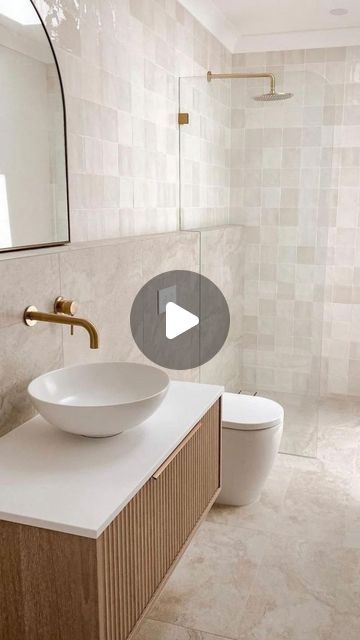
xmin=0 ymin=381 xmax=223 ymax=640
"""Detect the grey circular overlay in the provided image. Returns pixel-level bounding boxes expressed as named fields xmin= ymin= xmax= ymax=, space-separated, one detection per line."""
xmin=130 ymin=270 xmax=230 ymax=370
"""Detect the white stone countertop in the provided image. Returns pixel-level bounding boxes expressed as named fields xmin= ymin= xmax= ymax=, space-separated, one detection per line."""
xmin=0 ymin=381 xmax=223 ymax=539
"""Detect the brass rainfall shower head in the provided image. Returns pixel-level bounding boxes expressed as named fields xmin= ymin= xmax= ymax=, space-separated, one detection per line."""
xmin=253 ymin=90 xmax=293 ymax=102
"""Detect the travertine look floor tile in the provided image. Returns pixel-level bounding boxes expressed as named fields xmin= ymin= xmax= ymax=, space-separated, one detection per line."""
xmin=207 ymin=463 xmax=293 ymax=534
xmin=324 ymin=548 xmax=360 ymax=639
xmin=344 ymin=476 xmax=360 ymax=548
xmin=149 ymin=521 xmax=268 ymax=639
xmin=317 ymin=420 xmax=360 ymax=479
xmin=276 ymin=467 xmax=349 ymax=545
xmin=335 ymin=548 xmax=360 ymax=617
xmin=235 ymin=536 xmax=341 ymax=640
xmin=134 ymin=619 xmax=231 ymax=640
xmin=327 ymin=613 xmax=360 ymax=640
xmin=318 ymin=397 xmax=360 ymax=432
xmin=356 ymin=445 xmax=360 ymax=475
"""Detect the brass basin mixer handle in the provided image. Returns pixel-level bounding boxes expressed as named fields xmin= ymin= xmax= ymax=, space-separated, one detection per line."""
xmin=54 ymin=296 xmax=78 ymax=317
xmin=54 ymin=297 xmax=78 ymax=335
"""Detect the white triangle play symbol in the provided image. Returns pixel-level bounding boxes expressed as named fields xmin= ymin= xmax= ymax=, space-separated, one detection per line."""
xmin=166 ymin=302 xmax=199 ymax=340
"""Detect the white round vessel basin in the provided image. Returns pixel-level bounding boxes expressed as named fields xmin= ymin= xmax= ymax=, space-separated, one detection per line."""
xmin=28 ymin=362 xmax=170 ymax=438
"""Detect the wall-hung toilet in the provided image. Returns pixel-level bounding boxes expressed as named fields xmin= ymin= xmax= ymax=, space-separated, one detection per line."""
xmin=219 ymin=392 xmax=284 ymax=506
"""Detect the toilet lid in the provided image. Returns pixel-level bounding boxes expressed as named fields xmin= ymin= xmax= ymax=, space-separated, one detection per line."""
xmin=222 ymin=392 xmax=284 ymax=431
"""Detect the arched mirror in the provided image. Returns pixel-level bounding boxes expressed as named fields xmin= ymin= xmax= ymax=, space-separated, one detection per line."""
xmin=0 ymin=0 xmax=69 ymax=252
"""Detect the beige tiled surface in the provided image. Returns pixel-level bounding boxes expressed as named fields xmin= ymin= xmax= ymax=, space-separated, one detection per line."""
xmin=132 ymin=398 xmax=360 ymax=640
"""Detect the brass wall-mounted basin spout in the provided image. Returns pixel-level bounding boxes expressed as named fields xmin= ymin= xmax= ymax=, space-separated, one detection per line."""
xmin=24 ymin=298 xmax=99 ymax=349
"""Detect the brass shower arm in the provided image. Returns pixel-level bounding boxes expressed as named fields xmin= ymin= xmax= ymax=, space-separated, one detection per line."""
xmin=207 ymin=71 xmax=276 ymax=94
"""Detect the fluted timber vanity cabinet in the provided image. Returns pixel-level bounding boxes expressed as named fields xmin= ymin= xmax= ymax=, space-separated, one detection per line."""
xmin=0 ymin=382 xmax=223 ymax=640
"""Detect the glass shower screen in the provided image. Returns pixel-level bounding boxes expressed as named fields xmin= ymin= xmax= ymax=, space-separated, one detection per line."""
xmin=179 ymin=68 xmax=335 ymax=458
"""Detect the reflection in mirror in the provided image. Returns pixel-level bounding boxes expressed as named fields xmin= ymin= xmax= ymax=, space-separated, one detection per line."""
xmin=0 ymin=0 xmax=69 ymax=252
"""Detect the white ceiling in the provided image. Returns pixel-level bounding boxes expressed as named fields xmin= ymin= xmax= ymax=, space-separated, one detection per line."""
xmin=179 ymin=0 xmax=360 ymax=52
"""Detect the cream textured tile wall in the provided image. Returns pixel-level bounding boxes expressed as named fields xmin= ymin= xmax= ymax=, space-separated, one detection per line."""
xmin=34 ymin=0 xmax=231 ymax=240
xmin=231 ymin=46 xmax=360 ymax=399
xmin=320 ymin=46 xmax=360 ymax=397
xmin=180 ymin=77 xmax=231 ymax=229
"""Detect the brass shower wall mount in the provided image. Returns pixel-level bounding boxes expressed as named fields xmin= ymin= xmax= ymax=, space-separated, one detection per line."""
xmin=207 ymin=70 xmax=276 ymax=92
xmin=178 ymin=112 xmax=189 ymax=125
xmin=207 ymin=70 xmax=293 ymax=101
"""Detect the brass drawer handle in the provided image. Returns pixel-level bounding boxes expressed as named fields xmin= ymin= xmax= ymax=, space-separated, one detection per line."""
xmin=152 ymin=421 xmax=203 ymax=479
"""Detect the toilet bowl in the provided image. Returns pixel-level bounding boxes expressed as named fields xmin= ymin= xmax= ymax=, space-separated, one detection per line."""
xmin=218 ymin=392 xmax=284 ymax=506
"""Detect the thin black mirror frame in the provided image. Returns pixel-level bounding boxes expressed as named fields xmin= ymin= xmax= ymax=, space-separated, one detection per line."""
xmin=0 ymin=0 xmax=70 ymax=254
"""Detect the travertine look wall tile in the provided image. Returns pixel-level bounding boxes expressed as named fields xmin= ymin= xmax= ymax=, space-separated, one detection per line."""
xmin=0 ymin=254 xmax=63 ymax=435
xmin=58 ymin=231 xmax=201 ymax=382
xmin=199 ymin=226 xmax=243 ymax=391
xmin=140 ymin=231 xmax=200 ymax=383
xmin=59 ymin=240 xmax=144 ymax=366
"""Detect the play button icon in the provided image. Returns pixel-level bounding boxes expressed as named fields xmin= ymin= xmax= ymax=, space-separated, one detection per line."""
xmin=166 ymin=302 xmax=199 ymax=340
xmin=130 ymin=270 xmax=230 ymax=370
